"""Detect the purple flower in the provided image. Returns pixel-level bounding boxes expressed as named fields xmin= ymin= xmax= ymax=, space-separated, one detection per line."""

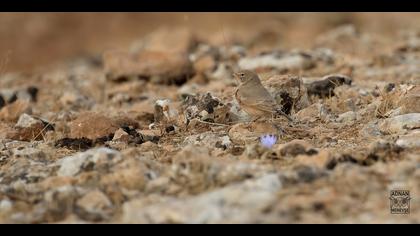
xmin=260 ymin=134 xmax=277 ymax=148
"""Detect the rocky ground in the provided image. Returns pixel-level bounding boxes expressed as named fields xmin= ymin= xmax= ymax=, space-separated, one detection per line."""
xmin=0 ymin=14 xmax=419 ymax=223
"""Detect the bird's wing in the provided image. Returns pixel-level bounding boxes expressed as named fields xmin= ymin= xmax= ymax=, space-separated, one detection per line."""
xmin=238 ymin=83 xmax=277 ymax=111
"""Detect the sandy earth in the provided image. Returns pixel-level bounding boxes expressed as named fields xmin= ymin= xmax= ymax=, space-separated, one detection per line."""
xmin=0 ymin=13 xmax=419 ymax=223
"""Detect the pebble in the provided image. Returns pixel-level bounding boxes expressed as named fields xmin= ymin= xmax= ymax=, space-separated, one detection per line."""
xmin=122 ymin=174 xmax=282 ymax=223
xmin=379 ymin=113 xmax=420 ymax=134
xmin=69 ymin=112 xmax=119 ymax=140
xmin=238 ymin=51 xmax=315 ymax=71
xmin=0 ymin=100 xmax=32 ymax=122
xmin=57 ymin=148 xmax=122 ymax=177
xmin=396 ymin=130 xmax=420 ymax=149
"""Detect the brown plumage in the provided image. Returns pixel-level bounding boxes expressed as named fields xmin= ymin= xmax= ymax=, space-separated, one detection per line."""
xmin=233 ymin=70 xmax=292 ymax=121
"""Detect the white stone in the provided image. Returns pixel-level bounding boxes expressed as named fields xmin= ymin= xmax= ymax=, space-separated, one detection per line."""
xmin=337 ymin=111 xmax=357 ymax=123
xmin=238 ymin=52 xmax=313 ymax=71
xmin=76 ymin=190 xmax=112 ymax=214
xmin=0 ymin=199 xmax=12 ymax=212
xmin=379 ymin=113 xmax=420 ymax=134
xmin=122 ymin=174 xmax=282 ymax=223
xmin=15 ymin=113 xmax=42 ymax=128
xmin=57 ymin=148 xmax=121 ymax=177
xmin=396 ymin=131 xmax=420 ymax=149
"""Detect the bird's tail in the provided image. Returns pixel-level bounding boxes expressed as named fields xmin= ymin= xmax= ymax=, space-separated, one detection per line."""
xmin=275 ymin=108 xmax=293 ymax=122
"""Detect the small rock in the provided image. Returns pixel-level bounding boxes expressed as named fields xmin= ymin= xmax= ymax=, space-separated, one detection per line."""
xmin=306 ymin=74 xmax=352 ymax=98
xmin=55 ymin=137 xmax=93 ymax=150
xmin=183 ymin=132 xmax=231 ymax=150
xmin=70 ymin=112 xmax=119 ymax=140
xmin=396 ymin=130 xmax=420 ymax=149
xmin=57 ymin=148 xmax=122 ymax=177
xmin=295 ymin=103 xmax=322 ymax=122
xmin=379 ymin=113 xmax=420 ymax=134
xmin=122 ymin=174 xmax=282 ymax=223
xmin=206 ymin=63 xmax=234 ymax=81
xmin=131 ymin=27 xmax=195 ymax=55
xmin=399 ymin=86 xmax=420 ymax=114
xmin=6 ymin=114 xmax=51 ymax=141
xmin=0 ymin=100 xmax=32 ymax=122
xmin=12 ymin=147 xmax=46 ymax=161
xmin=38 ymin=176 xmax=77 ymax=191
xmin=364 ymin=139 xmax=403 ymax=165
xmin=113 ymin=115 xmax=140 ymax=129
xmin=100 ymin=158 xmax=147 ymax=190
xmin=76 ymin=190 xmax=113 ymax=221
xmin=26 ymin=86 xmax=39 ymax=102
xmin=140 ymin=141 xmax=158 ymax=151
xmin=112 ymin=128 xmax=130 ymax=143
xmin=384 ymin=107 xmax=402 ymax=118
xmin=238 ymin=51 xmax=315 ymax=71
xmin=263 ymin=75 xmax=310 ymax=114
xmin=293 ymin=165 xmax=327 ymax=183
xmin=0 ymin=95 xmax=5 ymax=109
xmin=60 ymin=92 xmax=94 ymax=110
xmin=0 ymin=199 xmax=12 ymax=212
xmin=15 ymin=113 xmax=43 ymax=129
xmin=183 ymin=93 xmax=231 ymax=124
xmin=315 ymin=24 xmax=358 ymax=48
xmin=103 ymin=50 xmax=193 ymax=85
xmin=122 ymin=126 xmax=148 ymax=144
xmin=360 ymin=121 xmax=382 ymax=138
xmin=337 ymin=111 xmax=358 ymax=123
xmin=276 ymin=140 xmax=318 ymax=157
xmin=295 ymin=150 xmax=333 ymax=169
xmin=165 ymin=125 xmax=178 ymax=134
xmin=154 ymin=99 xmax=178 ymax=124
xmin=193 ymin=55 xmax=216 ymax=74
xmin=216 ymin=136 xmax=232 ymax=150
xmin=43 ymin=185 xmax=82 ymax=222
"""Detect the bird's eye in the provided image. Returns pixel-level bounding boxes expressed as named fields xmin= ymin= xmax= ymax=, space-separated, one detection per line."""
xmin=241 ymin=73 xmax=245 ymax=77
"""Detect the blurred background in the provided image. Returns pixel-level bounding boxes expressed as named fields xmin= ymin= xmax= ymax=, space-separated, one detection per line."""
xmin=0 ymin=13 xmax=419 ymax=73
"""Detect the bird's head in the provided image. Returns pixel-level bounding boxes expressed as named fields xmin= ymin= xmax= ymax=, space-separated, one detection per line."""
xmin=233 ymin=70 xmax=258 ymax=83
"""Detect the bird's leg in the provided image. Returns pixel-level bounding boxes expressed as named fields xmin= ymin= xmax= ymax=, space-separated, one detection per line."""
xmin=251 ymin=116 xmax=263 ymax=123
xmin=273 ymin=123 xmax=287 ymax=136
xmin=275 ymin=108 xmax=293 ymax=122
xmin=270 ymin=113 xmax=275 ymax=123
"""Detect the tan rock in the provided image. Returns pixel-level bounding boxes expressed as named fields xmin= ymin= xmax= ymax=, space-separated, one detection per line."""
xmin=112 ymin=128 xmax=130 ymax=142
xmin=0 ymin=123 xmax=14 ymax=139
xmin=39 ymin=176 xmax=77 ymax=191
xmin=76 ymin=190 xmax=112 ymax=214
xmin=101 ymin=158 xmax=147 ymax=190
xmin=238 ymin=52 xmax=315 ymax=72
xmin=295 ymin=103 xmax=321 ymax=122
xmin=133 ymin=27 xmax=195 ymax=54
xmin=396 ymin=130 xmax=420 ymax=149
xmin=140 ymin=141 xmax=158 ymax=152
xmin=379 ymin=113 xmax=420 ymax=134
xmin=69 ymin=112 xmax=119 ymax=140
xmin=0 ymin=100 xmax=32 ymax=122
xmin=6 ymin=113 xmax=47 ymax=141
xmin=295 ymin=150 xmax=333 ymax=169
xmin=276 ymin=139 xmax=316 ymax=157
xmin=263 ymin=75 xmax=310 ymax=113
xmin=103 ymin=50 xmax=192 ymax=84
xmin=399 ymin=86 xmax=420 ymax=114
xmin=113 ymin=115 xmax=139 ymax=129
xmin=193 ymin=55 xmax=216 ymax=73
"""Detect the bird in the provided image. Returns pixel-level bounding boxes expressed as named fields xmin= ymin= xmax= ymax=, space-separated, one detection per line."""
xmin=233 ymin=70 xmax=293 ymax=122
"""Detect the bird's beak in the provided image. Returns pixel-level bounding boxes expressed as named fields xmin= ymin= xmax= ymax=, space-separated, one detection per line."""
xmin=232 ymin=72 xmax=240 ymax=82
